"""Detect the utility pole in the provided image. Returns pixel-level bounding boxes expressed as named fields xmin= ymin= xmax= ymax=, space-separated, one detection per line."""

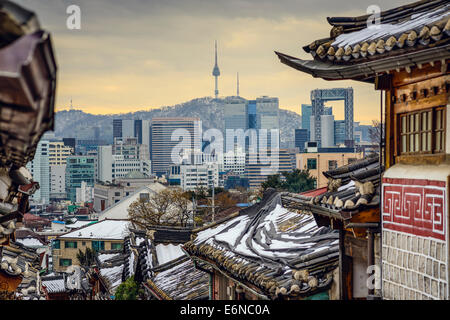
xmin=192 ymin=195 xmax=196 ymax=228
xmin=211 ymin=184 xmax=215 ymax=222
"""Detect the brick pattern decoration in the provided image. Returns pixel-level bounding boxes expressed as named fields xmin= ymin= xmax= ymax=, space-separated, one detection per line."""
xmin=382 ymin=230 xmax=447 ymax=300
xmin=382 ymin=178 xmax=446 ymax=241
xmin=382 ymin=177 xmax=448 ymax=300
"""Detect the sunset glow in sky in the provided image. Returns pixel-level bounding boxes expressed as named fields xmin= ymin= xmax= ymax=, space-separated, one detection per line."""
xmin=16 ymin=0 xmax=407 ymax=123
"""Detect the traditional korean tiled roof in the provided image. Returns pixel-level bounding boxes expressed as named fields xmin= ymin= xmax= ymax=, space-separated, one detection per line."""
xmin=41 ymin=275 xmax=66 ymax=294
xmin=89 ymin=227 xmax=206 ymax=300
xmin=15 ymin=228 xmax=47 ymax=245
xmin=0 ymin=240 xmax=43 ymax=299
xmin=41 ymin=267 xmax=90 ymax=298
xmin=95 ymin=250 xmax=127 ymax=294
xmin=275 ymin=0 xmax=450 ymax=82
xmin=145 ymin=256 xmax=209 ymax=300
xmin=282 ymin=154 xmax=382 ymax=221
xmin=183 ymin=189 xmax=339 ymax=299
xmin=146 ymin=225 xmax=193 ymax=244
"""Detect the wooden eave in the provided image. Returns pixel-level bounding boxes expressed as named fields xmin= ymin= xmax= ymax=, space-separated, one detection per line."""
xmin=275 ymin=44 xmax=450 ymax=83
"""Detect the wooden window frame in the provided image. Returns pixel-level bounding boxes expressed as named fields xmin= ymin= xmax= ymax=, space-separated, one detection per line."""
xmin=398 ymin=106 xmax=446 ymax=156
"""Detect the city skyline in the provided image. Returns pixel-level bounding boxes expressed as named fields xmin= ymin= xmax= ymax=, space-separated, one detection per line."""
xmin=14 ymin=0 xmax=406 ymax=124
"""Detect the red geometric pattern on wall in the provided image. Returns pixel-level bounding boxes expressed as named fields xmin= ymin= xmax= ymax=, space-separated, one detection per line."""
xmin=382 ymin=178 xmax=446 ymax=241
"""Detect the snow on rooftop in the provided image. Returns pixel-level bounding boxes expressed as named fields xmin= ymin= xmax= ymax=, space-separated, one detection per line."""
xmin=16 ymin=237 xmax=44 ymax=247
xmin=98 ymin=253 xmax=120 ymax=264
xmin=135 ymin=236 xmax=145 ymax=246
xmin=42 ymin=278 xmax=65 ymax=293
xmin=66 ymin=220 xmax=96 ymax=229
xmin=155 ymin=243 xmax=186 ymax=265
xmin=100 ymin=265 xmax=124 ymax=291
xmin=59 ymin=220 xmax=130 ymax=240
xmin=193 ymin=203 xmax=335 ymax=262
xmin=332 ymin=4 xmax=450 ymax=48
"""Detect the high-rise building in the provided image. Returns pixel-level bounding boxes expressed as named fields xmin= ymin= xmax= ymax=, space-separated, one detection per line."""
xmin=354 ymin=123 xmax=372 ymax=143
xmin=321 ymin=115 xmax=335 ymax=148
xmin=245 ymin=148 xmax=293 ymax=189
xmin=301 ymin=104 xmax=312 ymax=140
xmin=113 ymin=119 xmax=134 ymax=140
xmin=256 ymin=96 xmax=279 ymax=132
xmin=150 ymin=118 xmax=201 ymax=176
xmin=50 ymin=165 xmax=66 ymax=201
xmin=65 ymin=155 xmax=96 ymax=203
xmin=254 ymin=96 xmax=280 ymax=151
xmin=134 ymin=119 xmax=151 ymax=147
xmin=98 ymin=146 xmax=113 ymax=183
xmin=310 ymin=88 xmax=353 ymax=146
xmin=26 ymin=140 xmax=50 ymax=204
xmin=334 ymin=120 xmax=346 ymax=145
xmin=97 ymin=145 xmax=151 ymax=183
xmin=63 ymin=138 xmax=76 ymax=151
xmin=323 ymin=107 xmax=333 ymax=115
xmin=248 ymin=100 xmax=257 ymax=129
xmin=113 ymin=137 xmax=149 ymax=160
xmin=295 ymin=129 xmax=308 ymax=152
xmin=48 ymin=141 xmax=73 ymax=165
xmin=224 ymin=96 xmax=248 ymax=151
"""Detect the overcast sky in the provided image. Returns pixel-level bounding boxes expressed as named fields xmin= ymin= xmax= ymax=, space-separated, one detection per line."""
xmin=15 ymin=0 xmax=407 ymax=123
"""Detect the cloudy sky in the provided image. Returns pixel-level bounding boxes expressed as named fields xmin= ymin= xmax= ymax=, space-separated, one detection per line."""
xmin=16 ymin=0 xmax=406 ymax=123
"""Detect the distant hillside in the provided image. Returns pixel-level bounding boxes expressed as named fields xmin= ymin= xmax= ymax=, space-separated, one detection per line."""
xmin=54 ymin=96 xmax=302 ymax=148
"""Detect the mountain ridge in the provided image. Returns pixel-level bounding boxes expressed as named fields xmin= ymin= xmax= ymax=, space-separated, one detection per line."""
xmin=54 ymin=96 xmax=302 ymax=148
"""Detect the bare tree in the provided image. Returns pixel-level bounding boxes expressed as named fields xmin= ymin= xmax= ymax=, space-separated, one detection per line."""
xmin=127 ymin=188 xmax=192 ymax=229
xmin=369 ymin=120 xmax=383 ymax=145
xmin=171 ymin=190 xmax=192 ymax=227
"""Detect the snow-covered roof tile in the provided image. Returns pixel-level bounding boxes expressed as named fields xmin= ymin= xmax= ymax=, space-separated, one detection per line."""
xmin=147 ymin=257 xmax=209 ymax=300
xmin=184 ymin=190 xmax=339 ymax=299
xmin=155 ymin=243 xmax=186 ymax=265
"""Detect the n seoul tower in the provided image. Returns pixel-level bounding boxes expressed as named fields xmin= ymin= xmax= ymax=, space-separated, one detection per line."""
xmin=212 ymin=40 xmax=220 ymax=99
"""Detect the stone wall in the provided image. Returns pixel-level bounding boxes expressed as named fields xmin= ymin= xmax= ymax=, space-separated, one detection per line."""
xmin=382 ymin=229 xmax=447 ymax=299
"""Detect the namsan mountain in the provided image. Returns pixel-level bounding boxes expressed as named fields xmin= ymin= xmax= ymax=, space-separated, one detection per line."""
xmin=54 ymin=96 xmax=302 ymax=148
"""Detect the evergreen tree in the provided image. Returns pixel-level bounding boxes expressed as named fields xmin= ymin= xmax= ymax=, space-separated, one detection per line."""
xmin=115 ymin=276 xmax=143 ymax=300
xmin=261 ymin=169 xmax=316 ymax=193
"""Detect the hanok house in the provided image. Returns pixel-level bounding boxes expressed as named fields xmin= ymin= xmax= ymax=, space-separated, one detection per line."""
xmin=41 ymin=267 xmax=91 ymax=300
xmin=183 ymin=189 xmax=340 ymax=300
xmin=275 ymin=0 xmax=450 ymax=300
xmin=0 ymin=0 xmax=57 ymax=299
xmin=87 ymin=226 xmax=209 ymax=300
xmin=1 ymin=241 xmax=44 ymax=300
xmin=283 ymin=154 xmax=383 ymax=299
xmin=132 ymin=227 xmax=209 ymax=300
